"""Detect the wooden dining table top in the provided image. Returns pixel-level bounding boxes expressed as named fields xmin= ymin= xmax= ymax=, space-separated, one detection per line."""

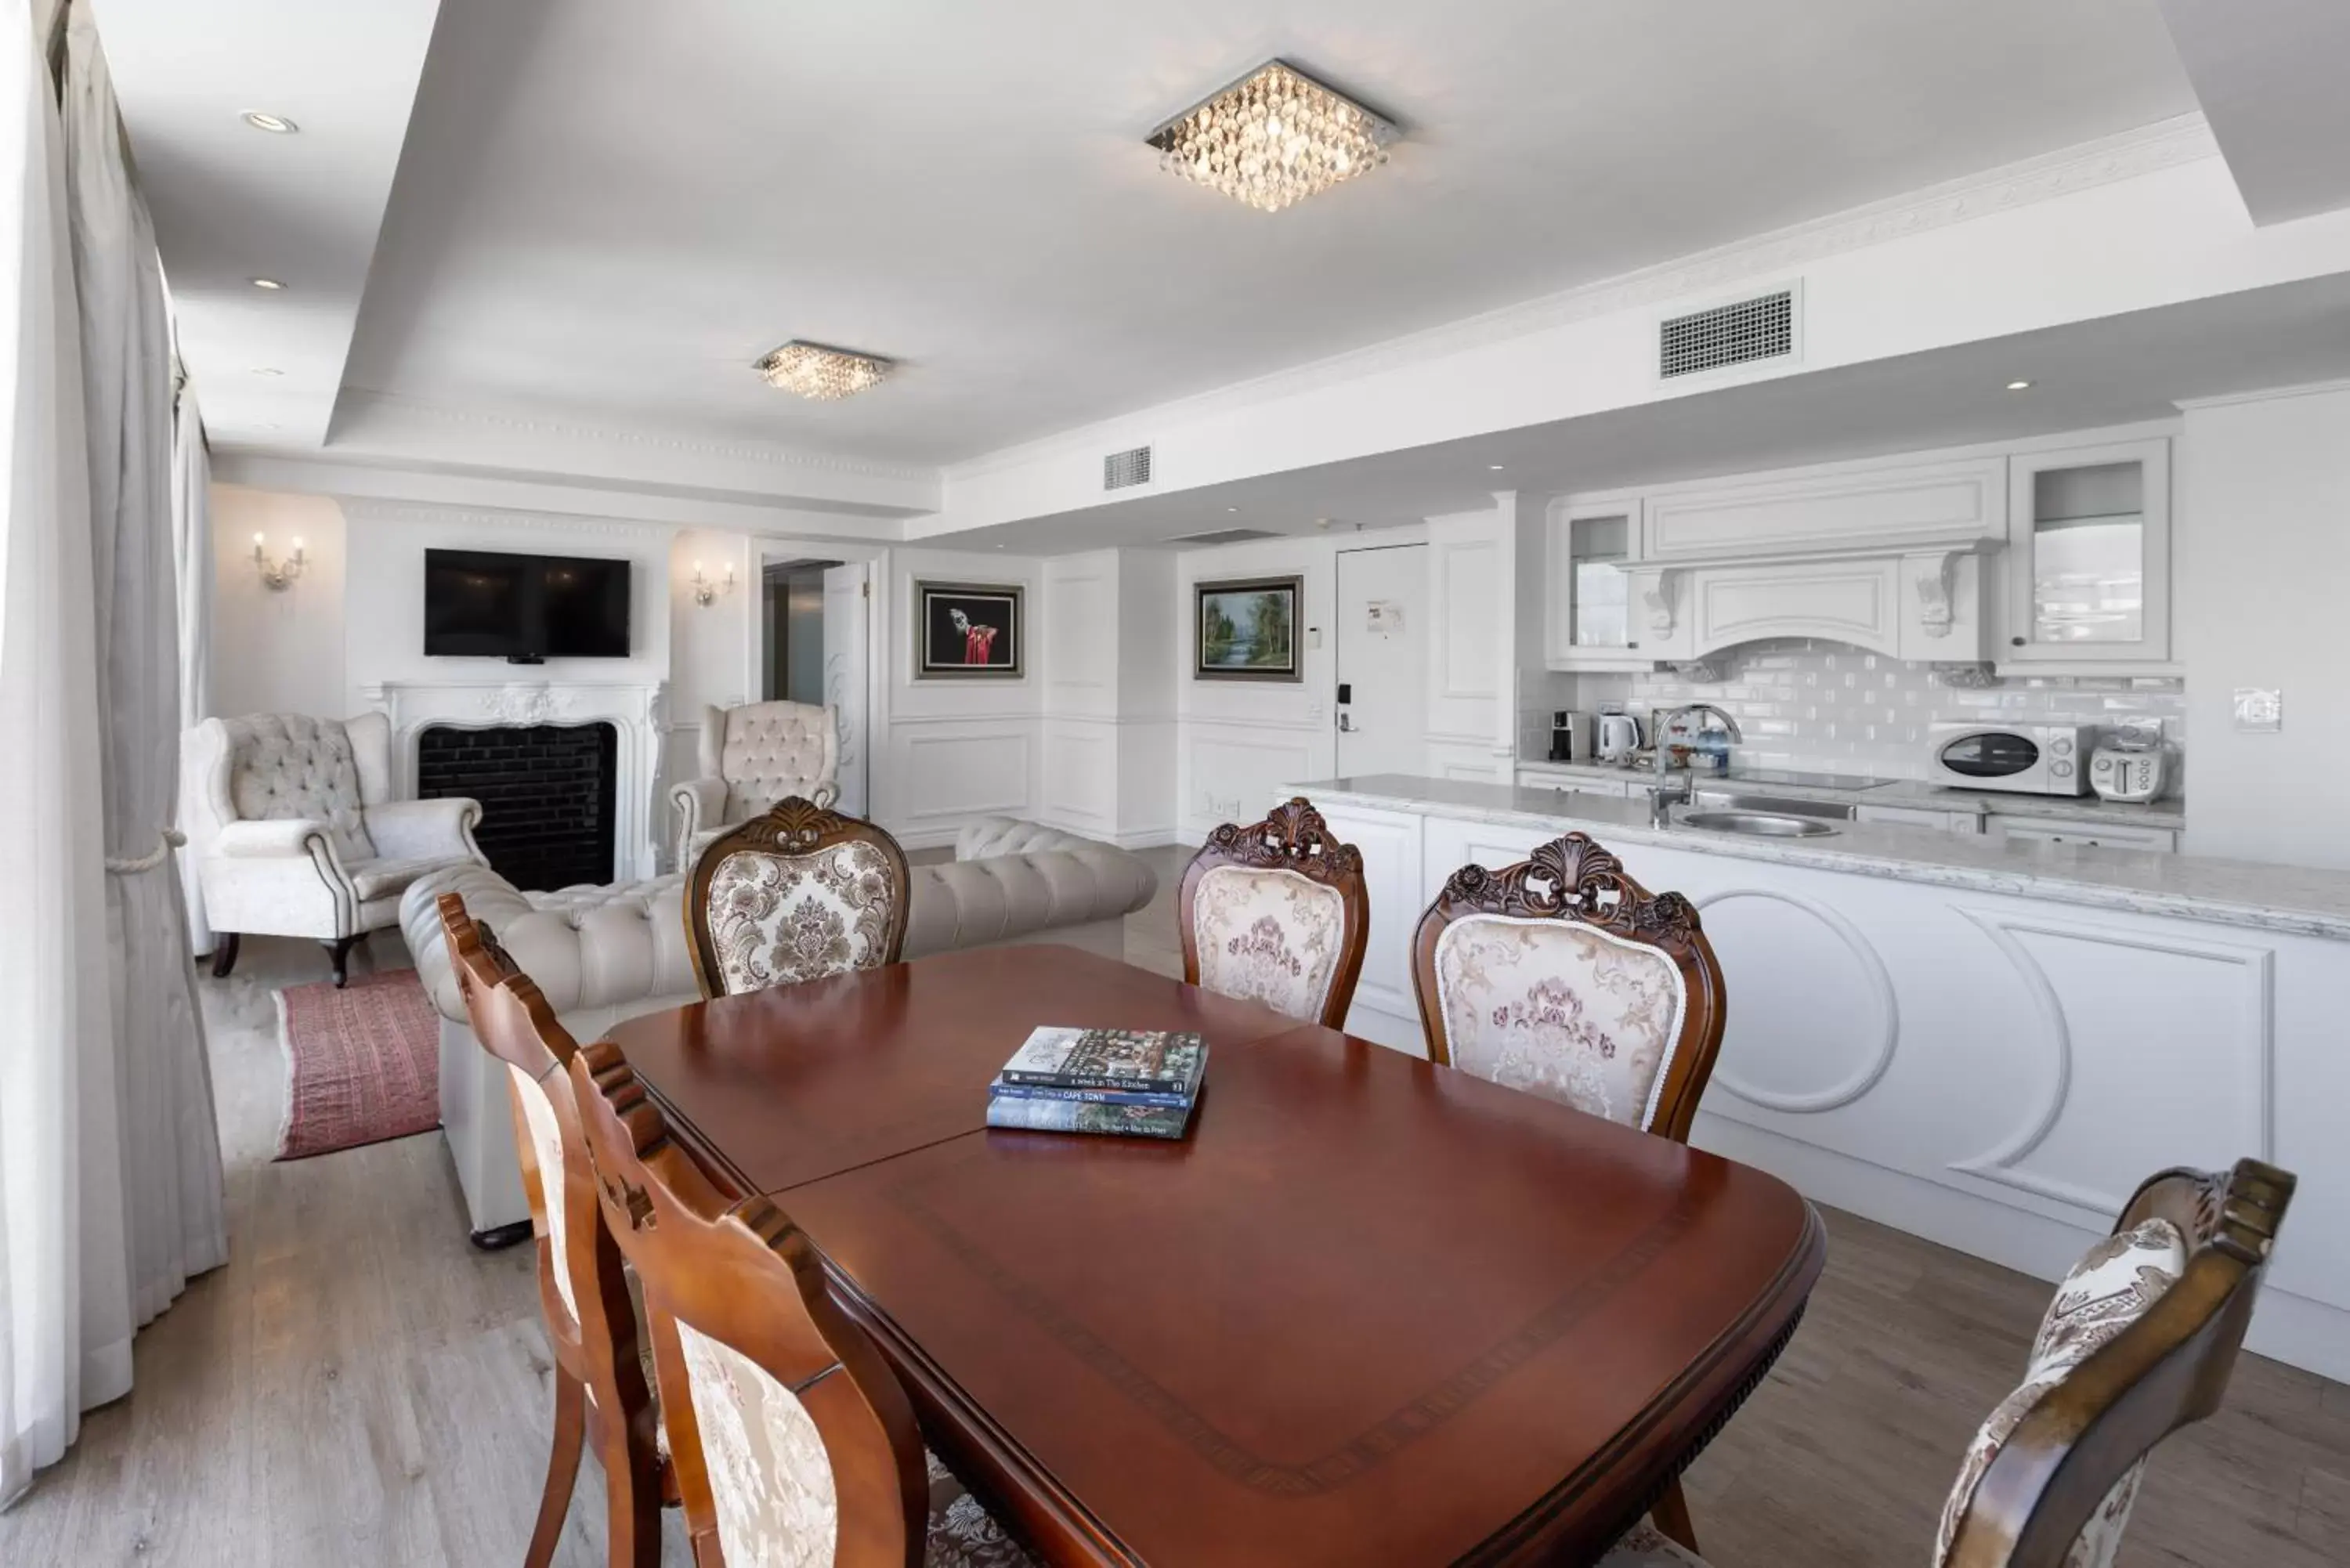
xmin=606 ymin=945 xmax=1826 ymax=1567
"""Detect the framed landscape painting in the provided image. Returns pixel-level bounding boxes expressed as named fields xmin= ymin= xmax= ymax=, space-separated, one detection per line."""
xmin=1195 ymin=575 xmax=1302 ymax=682
xmin=916 ymin=580 xmax=1023 ymax=678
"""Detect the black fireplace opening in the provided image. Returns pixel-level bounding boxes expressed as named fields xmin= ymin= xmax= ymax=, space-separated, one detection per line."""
xmin=418 ymin=722 xmax=618 ymax=891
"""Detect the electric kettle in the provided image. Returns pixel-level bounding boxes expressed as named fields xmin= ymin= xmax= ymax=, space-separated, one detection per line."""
xmin=1596 ymin=712 xmax=1642 ymax=761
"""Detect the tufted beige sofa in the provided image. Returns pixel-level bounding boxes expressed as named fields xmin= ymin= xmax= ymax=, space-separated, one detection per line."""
xmin=186 ymin=712 xmax=486 ymax=985
xmin=668 ymin=700 xmax=839 ymax=871
xmin=403 ymin=815 xmax=1159 ymax=1236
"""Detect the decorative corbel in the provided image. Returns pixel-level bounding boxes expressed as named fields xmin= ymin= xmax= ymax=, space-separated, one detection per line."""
xmin=1641 ymin=569 xmax=1681 ymax=636
xmin=1912 ymin=551 xmax=1961 ymax=638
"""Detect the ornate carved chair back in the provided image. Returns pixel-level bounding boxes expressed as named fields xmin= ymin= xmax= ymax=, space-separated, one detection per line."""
xmin=436 ymin=892 xmax=667 ymax=1566
xmin=569 ymin=1038 xmax=931 ymax=1568
xmin=1177 ymin=797 xmax=1370 ymax=1028
xmin=1408 ymin=833 xmax=1726 ymax=1141
xmin=1939 ymin=1158 xmax=2295 ymax=1568
xmin=683 ymin=798 xmax=913 ymax=999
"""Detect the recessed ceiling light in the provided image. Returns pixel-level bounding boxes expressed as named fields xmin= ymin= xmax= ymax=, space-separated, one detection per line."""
xmin=250 ymin=367 xmax=283 ymax=376
xmin=1488 ymin=464 xmax=1505 ymax=471
xmin=1148 ymin=60 xmax=1398 ymax=213
xmin=2005 ymin=379 xmax=2033 ymax=392
xmin=250 ymin=277 xmax=286 ymax=290
xmin=754 ymin=340 xmax=891 ymax=400
xmin=1227 ymin=507 xmax=1239 ymax=513
xmin=241 ymin=111 xmax=298 ymax=134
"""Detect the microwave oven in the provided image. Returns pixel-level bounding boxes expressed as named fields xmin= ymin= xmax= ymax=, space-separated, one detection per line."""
xmin=1925 ymin=722 xmax=2095 ymax=797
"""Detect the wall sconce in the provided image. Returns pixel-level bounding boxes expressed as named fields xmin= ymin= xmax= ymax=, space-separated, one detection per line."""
xmin=691 ymin=559 xmax=735 ymax=608
xmin=252 ymin=532 xmax=304 ymax=591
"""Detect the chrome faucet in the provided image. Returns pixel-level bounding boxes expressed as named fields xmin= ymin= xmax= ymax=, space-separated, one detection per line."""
xmin=1649 ymin=703 xmax=1744 ymax=827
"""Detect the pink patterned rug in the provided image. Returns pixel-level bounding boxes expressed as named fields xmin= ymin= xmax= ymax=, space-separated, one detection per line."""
xmin=274 ymin=968 xmax=441 ymax=1161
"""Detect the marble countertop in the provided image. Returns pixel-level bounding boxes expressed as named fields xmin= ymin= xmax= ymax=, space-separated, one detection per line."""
xmin=1286 ymin=774 xmax=2348 ymax=942
xmin=1513 ymin=756 xmax=2187 ymax=830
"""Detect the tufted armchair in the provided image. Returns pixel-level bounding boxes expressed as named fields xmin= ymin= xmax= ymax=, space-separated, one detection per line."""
xmin=184 ymin=712 xmax=486 ymax=986
xmin=667 ymin=699 xmax=839 ymax=872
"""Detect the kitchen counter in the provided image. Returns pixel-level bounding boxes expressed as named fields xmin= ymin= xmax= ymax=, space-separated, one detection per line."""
xmin=1296 ymin=773 xmax=2340 ymax=941
xmin=1513 ymin=757 xmax=2188 ymax=831
xmin=1280 ymin=772 xmax=2350 ymax=1382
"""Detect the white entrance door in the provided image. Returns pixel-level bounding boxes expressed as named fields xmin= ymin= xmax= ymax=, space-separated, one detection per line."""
xmin=1335 ymin=544 xmax=1428 ymax=777
xmin=821 ymin=562 xmax=870 ymax=818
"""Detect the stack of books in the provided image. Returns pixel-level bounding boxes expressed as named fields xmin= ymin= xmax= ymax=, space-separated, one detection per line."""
xmin=985 ymin=1026 xmax=1208 ymax=1140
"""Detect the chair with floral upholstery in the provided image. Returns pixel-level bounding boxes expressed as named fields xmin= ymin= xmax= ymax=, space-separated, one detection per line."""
xmin=1598 ymin=1157 xmax=2295 ymax=1568
xmin=1177 ymin=797 xmax=1369 ymax=1028
xmin=682 ymin=797 xmax=912 ymax=999
xmin=568 ymin=1035 xmax=1036 ymax=1568
xmin=436 ymin=892 xmax=671 ymax=1568
xmin=1410 ymin=831 xmax=1726 ymax=1141
xmin=1411 ymin=829 xmax=1726 ymax=1550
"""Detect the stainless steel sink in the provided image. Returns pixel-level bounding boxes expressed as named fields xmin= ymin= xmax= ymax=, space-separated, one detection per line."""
xmin=1678 ymin=810 xmax=1839 ymax=838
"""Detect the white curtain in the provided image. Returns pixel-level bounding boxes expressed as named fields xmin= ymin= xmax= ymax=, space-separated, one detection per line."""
xmin=171 ymin=380 xmax=214 ymax=950
xmin=63 ymin=0 xmax=224 ymax=1328
xmin=170 ymin=381 xmax=208 ymax=731
xmin=0 ymin=0 xmax=129 ymax=1503
xmin=0 ymin=0 xmax=226 ymax=1505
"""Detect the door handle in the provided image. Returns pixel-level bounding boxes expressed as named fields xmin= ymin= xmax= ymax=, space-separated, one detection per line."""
xmin=1336 ymin=713 xmax=1357 ymax=732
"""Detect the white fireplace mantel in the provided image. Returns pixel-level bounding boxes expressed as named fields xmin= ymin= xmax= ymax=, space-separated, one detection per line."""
xmin=360 ymin=677 xmax=668 ymax=880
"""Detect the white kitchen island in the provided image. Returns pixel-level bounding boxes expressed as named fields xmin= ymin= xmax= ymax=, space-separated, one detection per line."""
xmin=1282 ymin=774 xmax=2350 ymax=1381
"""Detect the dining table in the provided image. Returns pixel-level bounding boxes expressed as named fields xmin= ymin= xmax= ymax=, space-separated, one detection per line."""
xmin=604 ymin=944 xmax=1826 ymax=1567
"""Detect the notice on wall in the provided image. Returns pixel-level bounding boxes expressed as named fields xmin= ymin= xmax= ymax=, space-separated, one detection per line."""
xmin=1365 ymin=600 xmax=1405 ymax=637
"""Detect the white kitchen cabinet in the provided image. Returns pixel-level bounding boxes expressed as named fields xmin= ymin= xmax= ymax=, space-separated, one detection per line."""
xmin=1855 ymin=803 xmax=1983 ymax=834
xmin=1545 ymin=497 xmax=1653 ymax=671
xmin=1999 ymin=439 xmax=2171 ymax=671
xmin=1641 ymin=453 xmax=2006 ymax=562
xmin=1990 ymin=816 xmax=2178 ymax=853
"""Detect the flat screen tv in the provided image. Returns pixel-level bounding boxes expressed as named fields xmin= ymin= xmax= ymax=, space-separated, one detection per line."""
xmin=424 ymin=548 xmax=631 ymax=662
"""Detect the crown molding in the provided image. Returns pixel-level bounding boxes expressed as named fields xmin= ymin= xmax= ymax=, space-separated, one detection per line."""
xmin=2174 ymin=375 xmax=2350 ymax=411
xmin=334 ymin=389 xmax=938 ymax=485
xmin=336 ymin=497 xmax=681 ymax=539
xmin=947 ymin=114 xmax=2222 ymax=482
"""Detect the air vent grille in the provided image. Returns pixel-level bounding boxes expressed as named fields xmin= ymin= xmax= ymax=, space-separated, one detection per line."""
xmin=1166 ymin=527 xmax=1282 ymax=547
xmin=1659 ymin=288 xmax=1795 ymax=379
xmin=1103 ymin=445 xmax=1153 ymax=490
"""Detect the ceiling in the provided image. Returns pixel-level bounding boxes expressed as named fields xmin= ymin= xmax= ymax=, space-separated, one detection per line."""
xmin=115 ymin=1 xmax=2199 ymax=465
xmin=953 ymin=271 xmax=2350 ymax=555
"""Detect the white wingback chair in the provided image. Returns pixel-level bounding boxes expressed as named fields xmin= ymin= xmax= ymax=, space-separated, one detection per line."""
xmin=667 ymin=699 xmax=839 ymax=870
xmin=186 ymin=712 xmax=486 ymax=986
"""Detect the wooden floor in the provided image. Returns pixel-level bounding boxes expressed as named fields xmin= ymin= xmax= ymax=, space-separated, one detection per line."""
xmin=4 ymin=844 xmax=2342 ymax=1566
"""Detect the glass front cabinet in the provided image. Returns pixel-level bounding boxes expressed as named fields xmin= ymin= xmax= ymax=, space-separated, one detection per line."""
xmin=1999 ymin=437 xmax=2171 ymax=670
xmin=1546 ymin=498 xmax=1649 ymax=670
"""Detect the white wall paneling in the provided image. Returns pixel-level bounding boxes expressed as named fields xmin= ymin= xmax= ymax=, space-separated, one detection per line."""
xmin=1423 ymin=498 xmax=1520 ymax=774
xmin=2177 ymin=381 xmax=2350 ymax=868
xmin=886 ymin=722 xmax=1037 ymax=848
xmin=209 ymin=485 xmax=349 ymax=720
xmin=1188 ymin=724 xmax=1318 ymax=832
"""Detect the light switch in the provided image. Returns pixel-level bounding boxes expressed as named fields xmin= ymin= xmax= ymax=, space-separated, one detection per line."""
xmin=2232 ymin=688 xmax=2283 ymax=733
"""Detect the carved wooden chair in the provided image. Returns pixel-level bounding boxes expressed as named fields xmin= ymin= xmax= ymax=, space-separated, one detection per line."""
xmin=1411 ymin=832 xmax=1728 ymax=1143
xmin=1177 ymin=797 xmax=1369 ymax=1028
xmin=436 ymin=892 xmax=671 ymax=1568
xmin=566 ymin=1035 xmax=1037 ymax=1566
xmin=682 ymin=797 xmax=913 ymax=999
xmin=1600 ymin=1158 xmax=2297 ymax=1568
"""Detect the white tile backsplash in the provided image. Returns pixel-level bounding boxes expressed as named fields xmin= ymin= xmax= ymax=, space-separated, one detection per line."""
xmin=1560 ymin=640 xmax=2185 ymax=782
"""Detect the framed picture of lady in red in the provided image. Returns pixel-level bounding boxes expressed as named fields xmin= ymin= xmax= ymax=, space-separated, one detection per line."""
xmin=915 ymin=580 xmax=1024 ymax=678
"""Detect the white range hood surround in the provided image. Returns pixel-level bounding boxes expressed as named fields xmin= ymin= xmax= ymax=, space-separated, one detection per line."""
xmin=360 ymin=677 xmax=669 ymax=880
xmin=1630 ymin=545 xmax=1992 ymax=665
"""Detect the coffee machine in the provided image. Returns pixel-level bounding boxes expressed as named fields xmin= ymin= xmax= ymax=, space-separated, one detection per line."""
xmin=1548 ymin=710 xmax=1585 ymax=763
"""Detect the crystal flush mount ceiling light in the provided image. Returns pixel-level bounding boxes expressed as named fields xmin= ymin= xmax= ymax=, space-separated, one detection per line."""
xmin=1148 ymin=59 xmax=1397 ymax=214
xmin=754 ymin=340 xmax=892 ymax=401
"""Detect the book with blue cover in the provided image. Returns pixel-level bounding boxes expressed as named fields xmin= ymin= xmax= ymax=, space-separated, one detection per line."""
xmin=998 ymin=1026 xmax=1208 ymax=1097
xmin=987 ymin=1076 xmax=1195 ymax=1110
xmin=982 ymin=1093 xmax=1197 ymax=1140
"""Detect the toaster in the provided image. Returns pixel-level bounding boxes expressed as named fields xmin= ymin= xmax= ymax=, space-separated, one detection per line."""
xmin=2088 ymin=742 xmax=2167 ymax=804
